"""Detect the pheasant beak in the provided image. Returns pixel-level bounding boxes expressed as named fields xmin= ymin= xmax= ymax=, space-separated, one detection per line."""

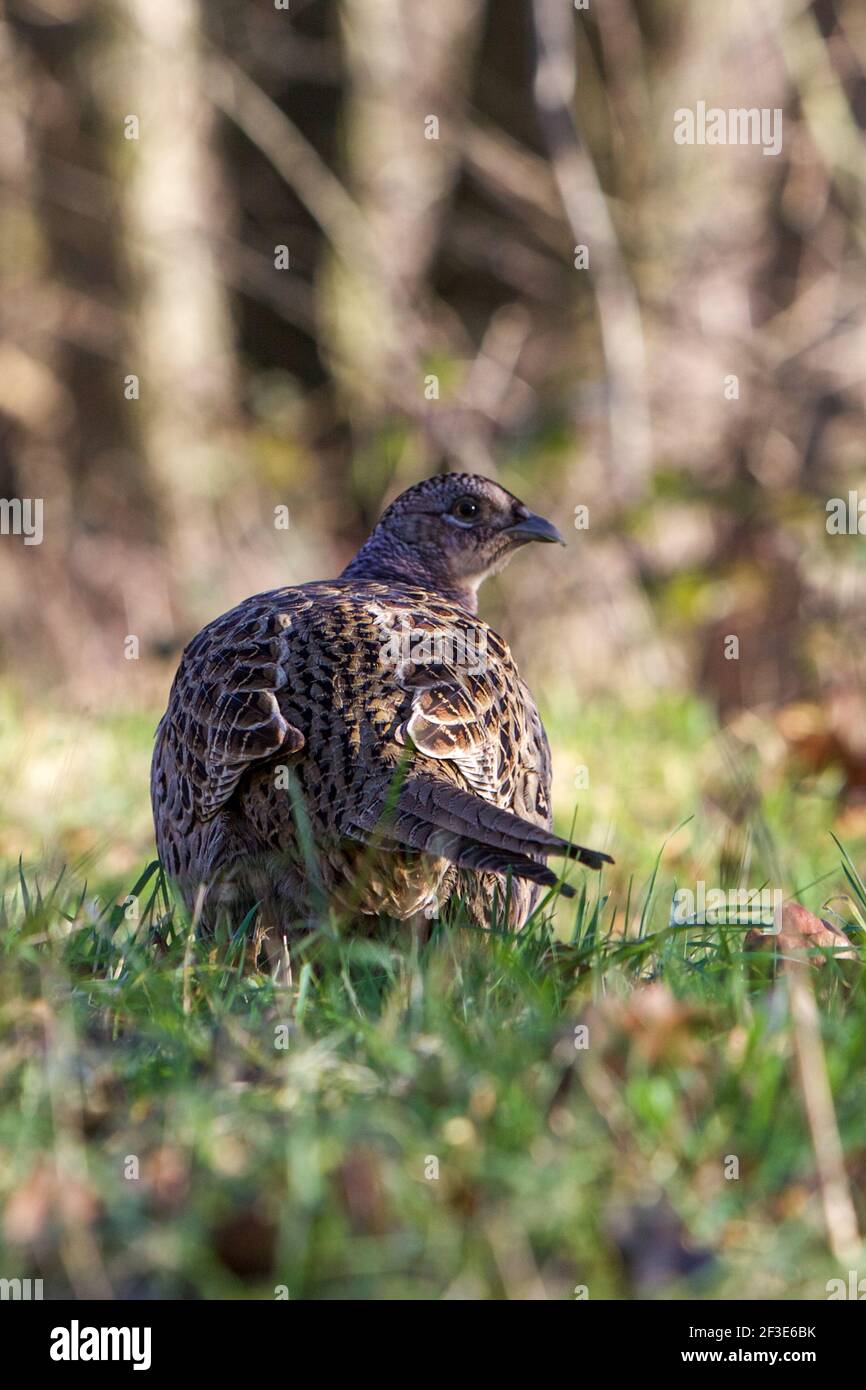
xmin=504 ymin=509 xmax=565 ymax=546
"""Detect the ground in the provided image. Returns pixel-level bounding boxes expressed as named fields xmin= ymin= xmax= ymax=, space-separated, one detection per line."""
xmin=0 ymin=686 xmax=864 ymax=1299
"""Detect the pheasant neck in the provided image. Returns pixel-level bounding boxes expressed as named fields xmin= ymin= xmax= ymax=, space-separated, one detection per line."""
xmin=340 ymin=537 xmax=480 ymax=614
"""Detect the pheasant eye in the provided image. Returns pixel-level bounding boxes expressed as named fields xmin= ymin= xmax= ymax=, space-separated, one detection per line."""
xmin=451 ymin=497 xmax=479 ymax=522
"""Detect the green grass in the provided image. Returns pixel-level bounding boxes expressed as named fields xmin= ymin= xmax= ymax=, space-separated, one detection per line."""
xmin=1 ymin=689 xmax=865 ymax=1299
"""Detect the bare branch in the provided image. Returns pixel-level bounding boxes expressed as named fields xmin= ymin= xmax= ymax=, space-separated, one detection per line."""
xmin=530 ymin=0 xmax=652 ymax=497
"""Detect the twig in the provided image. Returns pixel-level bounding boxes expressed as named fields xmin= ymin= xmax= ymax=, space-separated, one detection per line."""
xmin=183 ymin=884 xmax=206 ymax=1016
xmin=206 ymin=52 xmax=493 ymax=472
xmin=530 ymin=0 xmax=651 ymax=497
xmin=784 ymin=952 xmax=861 ymax=1265
xmin=207 ymin=53 xmax=378 ymax=278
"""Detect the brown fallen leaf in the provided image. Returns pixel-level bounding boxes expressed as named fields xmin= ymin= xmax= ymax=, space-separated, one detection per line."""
xmin=747 ymin=902 xmax=858 ymax=962
xmin=142 ymin=1144 xmax=190 ymax=1212
xmin=335 ymin=1145 xmax=390 ymax=1236
xmin=776 ymin=693 xmax=866 ymax=802
xmin=581 ymin=982 xmax=708 ymax=1067
xmin=211 ymin=1204 xmax=277 ymax=1277
xmin=3 ymin=1162 xmax=100 ymax=1245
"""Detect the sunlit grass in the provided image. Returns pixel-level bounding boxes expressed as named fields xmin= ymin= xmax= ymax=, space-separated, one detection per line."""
xmin=0 ymin=688 xmax=864 ymax=1299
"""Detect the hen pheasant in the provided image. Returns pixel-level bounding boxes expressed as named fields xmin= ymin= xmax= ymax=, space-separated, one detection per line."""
xmin=151 ymin=475 xmax=611 ymax=944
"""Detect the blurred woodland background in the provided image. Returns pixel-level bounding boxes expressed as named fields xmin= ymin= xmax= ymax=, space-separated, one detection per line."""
xmin=4 ymin=0 xmax=866 ymax=1306
xmin=0 ymin=0 xmax=865 ymax=869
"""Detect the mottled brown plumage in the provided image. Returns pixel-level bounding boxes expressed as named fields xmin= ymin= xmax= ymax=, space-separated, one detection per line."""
xmin=151 ymin=475 xmax=611 ymax=942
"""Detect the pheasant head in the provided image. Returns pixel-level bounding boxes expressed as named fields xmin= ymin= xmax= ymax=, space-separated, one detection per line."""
xmin=340 ymin=474 xmax=564 ymax=612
